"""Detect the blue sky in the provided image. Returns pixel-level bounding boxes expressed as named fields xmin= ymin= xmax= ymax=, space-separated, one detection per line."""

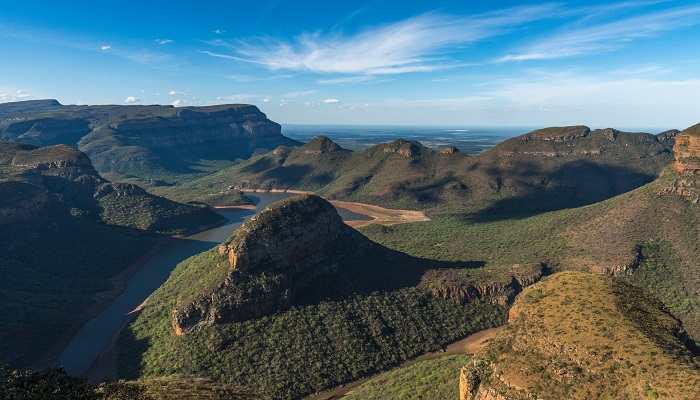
xmin=1 ymin=0 xmax=700 ymax=129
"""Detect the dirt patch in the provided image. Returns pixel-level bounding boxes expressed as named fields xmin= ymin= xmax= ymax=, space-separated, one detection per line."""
xmin=329 ymin=200 xmax=430 ymax=228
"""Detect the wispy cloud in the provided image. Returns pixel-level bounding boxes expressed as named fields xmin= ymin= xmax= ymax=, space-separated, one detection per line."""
xmin=282 ymin=90 xmax=318 ymax=98
xmin=156 ymin=38 xmax=173 ymax=45
xmin=499 ymin=5 xmax=700 ymax=61
xmin=213 ymin=29 xmax=224 ymax=35
xmin=100 ymin=45 xmax=111 ymax=50
xmin=323 ymin=98 xmax=340 ymax=103
xmin=207 ymin=5 xmax=558 ymax=75
xmin=168 ymin=90 xmax=186 ymax=96
xmin=0 ymin=90 xmax=33 ymax=102
xmin=318 ymin=76 xmax=378 ymax=85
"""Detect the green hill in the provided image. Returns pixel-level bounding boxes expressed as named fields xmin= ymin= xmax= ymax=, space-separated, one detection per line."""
xmin=0 ymin=142 xmax=225 ymax=367
xmin=161 ymin=126 xmax=675 ymax=214
xmin=118 ymin=195 xmax=545 ymax=399
xmin=0 ymin=99 xmax=300 ymax=185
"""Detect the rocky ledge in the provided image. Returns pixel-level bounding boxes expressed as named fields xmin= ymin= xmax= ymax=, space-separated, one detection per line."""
xmin=172 ymin=194 xmax=375 ymax=335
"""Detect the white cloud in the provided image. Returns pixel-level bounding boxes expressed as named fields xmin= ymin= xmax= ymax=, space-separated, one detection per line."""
xmin=168 ymin=90 xmax=186 ymax=96
xmin=323 ymin=99 xmax=340 ymax=103
xmin=171 ymin=99 xmax=182 ymax=106
xmin=213 ymin=29 xmax=224 ymax=35
xmin=0 ymin=90 xmax=33 ymax=101
xmin=100 ymin=45 xmax=111 ymax=50
xmin=318 ymin=76 xmax=377 ymax=85
xmin=156 ymin=38 xmax=173 ymax=45
xmin=207 ymin=5 xmax=557 ymax=75
xmin=282 ymin=90 xmax=317 ymax=98
xmin=263 ymin=98 xmax=271 ymax=102
xmin=499 ymin=5 xmax=700 ymax=61
xmin=124 ymin=96 xmax=140 ymax=103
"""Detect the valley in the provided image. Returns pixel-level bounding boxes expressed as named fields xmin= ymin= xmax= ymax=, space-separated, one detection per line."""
xmin=1 ymin=99 xmax=699 ymax=400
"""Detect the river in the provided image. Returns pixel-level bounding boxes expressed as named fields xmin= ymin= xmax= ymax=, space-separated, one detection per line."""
xmin=51 ymin=192 xmax=371 ymax=375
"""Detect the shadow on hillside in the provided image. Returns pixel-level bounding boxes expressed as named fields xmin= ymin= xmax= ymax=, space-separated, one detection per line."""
xmin=465 ymin=159 xmax=657 ymax=222
xmin=295 ymin=244 xmax=486 ymax=306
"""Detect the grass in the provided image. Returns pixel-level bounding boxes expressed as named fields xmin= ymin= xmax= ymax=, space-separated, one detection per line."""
xmin=466 ymin=272 xmax=700 ymax=399
xmin=344 ymin=355 xmax=471 ymax=400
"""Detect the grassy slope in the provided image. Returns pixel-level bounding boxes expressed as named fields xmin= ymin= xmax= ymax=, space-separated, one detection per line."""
xmin=467 ymin=271 xmax=700 ymax=399
xmin=344 ymin=355 xmax=470 ymax=400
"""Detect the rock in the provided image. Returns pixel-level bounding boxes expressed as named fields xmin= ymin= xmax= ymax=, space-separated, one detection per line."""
xmin=525 ymin=125 xmax=590 ymax=142
xmin=439 ymin=146 xmax=461 ymax=154
xmin=173 ymin=194 xmax=375 ymax=335
xmin=302 ymin=136 xmax=343 ymax=154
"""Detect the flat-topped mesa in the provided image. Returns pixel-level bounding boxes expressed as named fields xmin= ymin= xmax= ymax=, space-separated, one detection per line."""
xmin=219 ymin=194 xmax=345 ymax=272
xmin=524 ymin=125 xmax=590 ymax=142
xmin=173 ymin=195 xmax=374 ymax=335
xmin=672 ymin=123 xmax=700 ymax=174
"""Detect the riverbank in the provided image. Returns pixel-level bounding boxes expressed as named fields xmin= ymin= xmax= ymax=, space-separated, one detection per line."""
xmin=27 ymin=214 xmax=232 ymax=372
xmin=304 ymin=327 xmax=502 ymax=400
xmin=329 ymin=200 xmax=430 ymax=228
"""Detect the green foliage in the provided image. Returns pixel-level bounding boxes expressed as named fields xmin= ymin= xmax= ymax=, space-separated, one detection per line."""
xmin=344 ymin=355 xmax=471 ymax=400
xmin=120 ymin=261 xmax=507 ymax=399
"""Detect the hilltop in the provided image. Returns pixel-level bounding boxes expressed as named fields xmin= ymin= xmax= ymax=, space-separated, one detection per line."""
xmin=0 ymin=142 xmax=224 ymax=366
xmin=0 ymin=99 xmax=300 ymax=185
xmin=162 ymin=126 xmax=675 ymax=214
xmin=461 ymin=271 xmax=700 ymax=399
xmin=119 ymin=195 xmax=545 ymax=399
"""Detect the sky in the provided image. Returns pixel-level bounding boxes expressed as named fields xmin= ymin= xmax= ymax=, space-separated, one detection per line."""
xmin=1 ymin=0 xmax=700 ymax=129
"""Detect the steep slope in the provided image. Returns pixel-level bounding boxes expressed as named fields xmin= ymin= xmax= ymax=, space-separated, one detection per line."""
xmin=119 ymin=195 xmax=545 ymax=399
xmin=461 ymin=271 xmax=700 ymax=400
xmin=166 ymin=126 xmax=674 ymax=213
xmin=0 ymin=142 xmax=224 ymax=366
xmin=0 ymin=99 xmax=300 ymax=184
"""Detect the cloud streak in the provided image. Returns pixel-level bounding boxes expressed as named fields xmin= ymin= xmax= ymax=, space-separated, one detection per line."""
xmin=499 ymin=5 xmax=700 ymax=61
xmin=210 ymin=5 xmax=558 ymax=75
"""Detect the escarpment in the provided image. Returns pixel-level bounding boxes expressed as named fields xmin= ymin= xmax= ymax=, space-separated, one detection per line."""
xmin=0 ymin=100 xmax=300 ymax=183
xmin=660 ymin=123 xmax=700 ymax=202
xmin=172 ymin=194 xmax=376 ymax=335
xmin=460 ymin=272 xmax=700 ymax=400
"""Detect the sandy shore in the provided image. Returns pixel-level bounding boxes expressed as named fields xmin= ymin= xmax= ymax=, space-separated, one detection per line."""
xmin=211 ymin=204 xmax=257 ymax=210
xmin=26 ymin=215 xmax=230 ymax=373
xmin=329 ymin=200 xmax=430 ymax=228
xmin=305 ymin=327 xmax=502 ymax=400
xmin=240 ymin=188 xmax=314 ymax=195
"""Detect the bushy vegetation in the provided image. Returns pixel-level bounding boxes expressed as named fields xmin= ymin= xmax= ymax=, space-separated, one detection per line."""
xmin=345 ymin=355 xmax=471 ymax=400
xmin=119 ymin=246 xmax=507 ymax=399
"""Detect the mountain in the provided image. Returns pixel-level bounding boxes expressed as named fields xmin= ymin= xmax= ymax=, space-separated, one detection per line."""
xmin=0 ymin=100 xmax=300 ymax=185
xmin=0 ymin=142 xmax=224 ymax=366
xmin=461 ymin=271 xmax=700 ymax=400
xmin=119 ymin=194 xmax=545 ymax=399
xmin=163 ymin=126 xmax=676 ymax=214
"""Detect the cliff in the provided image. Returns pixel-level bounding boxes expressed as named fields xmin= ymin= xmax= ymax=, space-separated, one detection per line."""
xmin=0 ymin=100 xmax=300 ymax=184
xmin=172 ymin=195 xmax=375 ymax=335
xmin=460 ymin=272 xmax=700 ymax=400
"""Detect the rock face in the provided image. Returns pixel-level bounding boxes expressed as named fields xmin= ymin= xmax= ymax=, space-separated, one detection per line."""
xmin=172 ymin=195 xmax=374 ymax=335
xmin=0 ymin=100 xmax=300 ymax=183
xmin=460 ymin=272 xmax=700 ymax=400
xmin=658 ymin=123 xmax=700 ymax=202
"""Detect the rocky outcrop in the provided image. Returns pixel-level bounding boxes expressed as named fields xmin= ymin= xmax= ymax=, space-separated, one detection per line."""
xmin=460 ymin=272 xmax=700 ymax=400
xmin=172 ymin=195 xmax=375 ymax=335
xmin=439 ymin=146 xmax=461 ymax=154
xmin=302 ymin=136 xmax=343 ymax=154
xmin=524 ymin=125 xmax=590 ymax=142
xmin=423 ymin=264 xmax=545 ymax=306
xmin=0 ymin=181 xmax=50 ymax=225
xmin=672 ymin=123 xmax=700 ymax=174
xmin=379 ymin=139 xmax=431 ymax=158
